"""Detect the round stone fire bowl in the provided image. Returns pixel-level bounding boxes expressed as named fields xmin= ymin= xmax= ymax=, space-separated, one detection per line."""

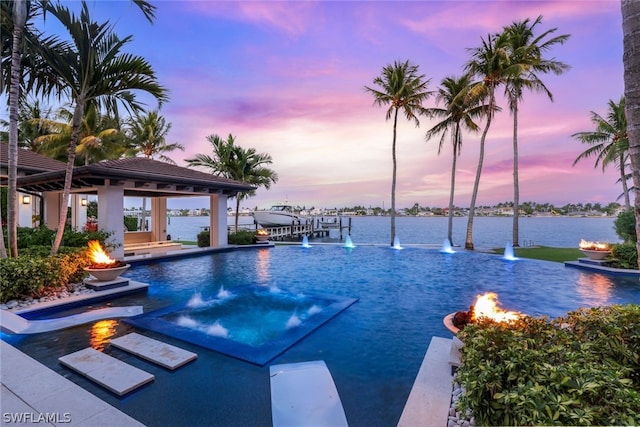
xmin=443 ymin=312 xmax=461 ymax=335
xmin=84 ymin=264 xmax=130 ymax=282
xmin=579 ymin=249 xmax=611 ymax=260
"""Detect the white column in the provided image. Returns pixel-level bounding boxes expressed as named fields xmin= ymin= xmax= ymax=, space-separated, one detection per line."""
xmin=151 ymin=197 xmax=167 ymax=241
xmin=209 ymin=193 xmax=228 ymax=247
xmin=70 ymin=194 xmax=88 ymax=231
xmin=97 ymin=186 xmax=125 ymax=259
xmin=18 ymin=192 xmax=33 ymax=227
xmin=42 ymin=192 xmax=61 ymax=230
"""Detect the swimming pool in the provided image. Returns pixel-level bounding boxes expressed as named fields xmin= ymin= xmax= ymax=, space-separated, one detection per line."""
xmin=5 ymin=245 xmax=640 ymax=426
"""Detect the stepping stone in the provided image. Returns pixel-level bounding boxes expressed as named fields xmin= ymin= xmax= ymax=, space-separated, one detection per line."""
xmin=59 ymin=348 xmax=154 ymax=396
xmin=110 ymin=332 xmax=197 ymax=370
xmin=270 ymin=360 xmax=348 ymax=427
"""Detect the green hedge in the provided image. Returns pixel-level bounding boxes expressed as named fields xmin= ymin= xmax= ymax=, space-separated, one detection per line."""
xmin=197 ymin=231 xmax=210 ymax=247
xmin=229 ymin=230 xmax=256 ymax=245
xmin=456 ymin=305 xmax=640 ymax=426
xmin=14 ymin=226 xmax=110 ymax=249
xmin=611 ymin=242 xmax=638 ymax=269
xmin=0 ymin=249 xmax=91 ymax=302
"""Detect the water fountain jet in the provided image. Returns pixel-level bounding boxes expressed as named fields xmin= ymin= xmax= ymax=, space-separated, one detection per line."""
xmin=392 ymin=236 xmax=403 ymax=250
xmin=344 ymin=236 xmax=355 ymax=248
xmin=503 ymin=242 xmax=518 ymax=261
xmin=440 ymin=239 xmax=455 ymax=253
xmin=301 ymin=235 xmax=311 ymax=248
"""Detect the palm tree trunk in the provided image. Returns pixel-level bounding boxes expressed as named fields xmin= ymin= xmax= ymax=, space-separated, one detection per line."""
xmin=390 ymin=108 xmax=399 ymax=246
xmin=51 ymin=99 xmax=85 ymax=255
xmin=621 ymin=152 xmax=631 ymax=210
xmin=7 ymin=1 xmax=27 ymax=258
xmin=448 ymin=125 xmax=460 ymax=246
xmin=465 ymin=94 xmax=494 ymax=250
xmin=235 ymin=197 xmax=241 ymax=233
xmin=622 ymin=0 xmax=640 ymax=268
xmin=512 ymin=99 xmax=520 ymax=247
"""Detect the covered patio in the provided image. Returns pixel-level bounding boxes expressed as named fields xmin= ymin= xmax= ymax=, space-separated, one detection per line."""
xmin=16 ymin=157 xmax=254 ymax=258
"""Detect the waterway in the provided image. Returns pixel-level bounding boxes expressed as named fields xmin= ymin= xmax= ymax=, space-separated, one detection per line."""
xmin=164 ymin=215 xmax=620 ymax=248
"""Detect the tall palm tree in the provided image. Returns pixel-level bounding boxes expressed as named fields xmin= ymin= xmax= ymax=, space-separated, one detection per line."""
xmin=425 ymin=74 xmax=483 ymax=246
xmin=622 ymin=0 xmax=640 ymax=268
xmin=125 ymin=110 xmax=184 ymax=230
xmin=572 ymin=97 xmax=630 ymax=210
xmin=503 ymin=16 xmax=570 ymax=247
xmin=2 ymin=0 xmax=155 ymax=258
xmin=365 ymin=59 xmax=432 ymax=246
xmin=185 ymin=134 xmax=278 ymax=231
xmin=463 ymin=32 xmax=512 ymax=250
xmin=41 ymin=2 xmax=167 ymax=254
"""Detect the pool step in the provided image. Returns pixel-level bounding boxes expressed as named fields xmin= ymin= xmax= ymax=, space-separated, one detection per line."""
xmin=110 ymin=333 xmax=197 ymax=370
xmin=59 ymin=348 xmax=154 ymax=396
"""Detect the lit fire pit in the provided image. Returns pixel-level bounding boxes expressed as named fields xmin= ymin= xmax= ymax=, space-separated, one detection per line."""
xmin=84 ymin=240 xmax=130 ymax=282
xmin=444 ymin=292 xmax=523 ymax=334
xmin=255 ymin=229 xmax=270 ymax=242
xmin=578 ymin=239 xmax=611 ymax=260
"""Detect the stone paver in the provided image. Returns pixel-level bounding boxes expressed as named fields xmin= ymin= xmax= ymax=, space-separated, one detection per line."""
xmin=110 ymin=332 xmax=197 ymax=370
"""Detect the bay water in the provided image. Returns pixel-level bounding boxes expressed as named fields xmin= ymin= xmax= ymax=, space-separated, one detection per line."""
xmin=166 ymin=215 xmax=620 ymax=248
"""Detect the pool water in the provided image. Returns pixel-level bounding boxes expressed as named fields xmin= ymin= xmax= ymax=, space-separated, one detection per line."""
xmin=5 ymin=245 xmax=640 ymax=427
xmin=125 ymin=285 xmax=358 ymax=365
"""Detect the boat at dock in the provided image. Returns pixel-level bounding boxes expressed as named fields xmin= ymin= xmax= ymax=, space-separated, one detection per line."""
xmin=252 ymin=205 xmax=308 ymax=227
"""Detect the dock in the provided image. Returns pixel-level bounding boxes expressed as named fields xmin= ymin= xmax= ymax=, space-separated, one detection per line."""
xmin=228 ymin=216 xmax=354 ymax=241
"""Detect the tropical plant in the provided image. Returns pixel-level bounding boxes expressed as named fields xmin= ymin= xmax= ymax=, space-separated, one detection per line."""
xmin=31 ymin=104 xmax=123 ymax=165
xmin=185 ymin=134 xmax=278 ymax=232
xmin=573 ymin=97 xmax=630 ymax=210
xmin=2 ymin=0 xmax=156 ymax=259
xmin=40 ymin=2 xmax=167 ymax=255
xmin=125 ymin=111 xmax=183 ymax=163
xmin=124 ymin=110 xmax=184 ymax=230
xmin=425 ymin=74 xmax=483 ymax=246
xmin=503 ymin=16 xmax=570 ymax=247
xmin=365 ymin=60 xmax=432 ymax=246
xmin=463 ymin=32 xmax=512 ymax=250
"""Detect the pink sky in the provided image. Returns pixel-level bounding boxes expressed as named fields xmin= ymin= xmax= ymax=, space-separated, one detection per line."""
xmin=40 ymin=1 xmax=626 ymax=210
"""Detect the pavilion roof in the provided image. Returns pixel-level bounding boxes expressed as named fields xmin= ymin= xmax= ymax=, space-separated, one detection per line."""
xmin=16 ymin=157 xmax=255 ymax=197
xmin=0 ymin=143 xmax=67 ymax=175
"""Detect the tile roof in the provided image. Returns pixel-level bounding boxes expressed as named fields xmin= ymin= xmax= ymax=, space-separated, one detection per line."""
xmin=16 ymin=157 xmax=255 ymax=196
xmin=0 ymin=143 xmax=67 ymax=174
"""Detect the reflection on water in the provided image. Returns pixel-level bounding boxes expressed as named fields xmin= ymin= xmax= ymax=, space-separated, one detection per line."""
xmin=576 ymin=272 xmax=614 ymax=306
xmin=256 ymin=248 xmax=271 ymax=283
xmin=89 ymin=320 xmax=118 ymax=351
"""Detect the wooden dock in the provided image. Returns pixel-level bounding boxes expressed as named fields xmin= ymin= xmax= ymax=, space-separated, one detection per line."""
xmin=231 ymin=217 xmax=353 ymax=241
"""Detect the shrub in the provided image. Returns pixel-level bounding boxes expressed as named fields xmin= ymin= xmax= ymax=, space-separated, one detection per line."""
xmin=228 ymin=230 xmax=255 ymax=245
xmin=124 ymin=216 xmax=138 ymax=231
xmin=0 ymin=249 xmax=91 ymax=302
xmin=13 ymin=226 xmax=110 ymax=249
xmin=456 ymin=305 xmax=640 ymax=426
xmin=611 ymin=242 xmax=638 ymax=269
xmin=197 ymin=231 xmax=210 ymax=247
xmin=614 ymin=209 xmax=636 ymax=242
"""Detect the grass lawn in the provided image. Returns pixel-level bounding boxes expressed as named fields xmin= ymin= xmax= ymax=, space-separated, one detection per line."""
xmin=492 ymin=246 xmax=583 ymax=263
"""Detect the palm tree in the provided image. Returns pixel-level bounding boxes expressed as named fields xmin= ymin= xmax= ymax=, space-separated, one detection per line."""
xmin=463 ymin=32 xmax=512 ymax=250
xmin=31 ymin=104 xmax=123 ymax=165
xmin=572 ymin=97 xmax=630 ymax=210
xmin=41 ymin=2 xmax=167 ymax=254
xmin=2 ymin=0 xmax=155 ymax=258
xmin=125 ymin=110 xmax=184 ymax=230
xmin=365 ymin=60 xmax=432 ymax=246
xmin=185 ymin=134 xmax=278 ymax=232
xmin=425 ymin=74 xmax=483 ymax=246
xmin=503 ymin=16 xmax=570 ymax=247
xmin=125 ymin=111 xmax=184 ymax=164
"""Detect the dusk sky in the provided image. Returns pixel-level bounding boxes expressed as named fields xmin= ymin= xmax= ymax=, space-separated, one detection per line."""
xmin=35 ymin=1 xmax=624 ymax=210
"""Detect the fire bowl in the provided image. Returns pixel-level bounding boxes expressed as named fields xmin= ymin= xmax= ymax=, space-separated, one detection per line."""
xmin=579 ymin=249 xmax=611 ymax=260
xmin=84 ymin=264 xmax=131 ymax=282
xmin=443 ymin=313 xmax=461 ymax=335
